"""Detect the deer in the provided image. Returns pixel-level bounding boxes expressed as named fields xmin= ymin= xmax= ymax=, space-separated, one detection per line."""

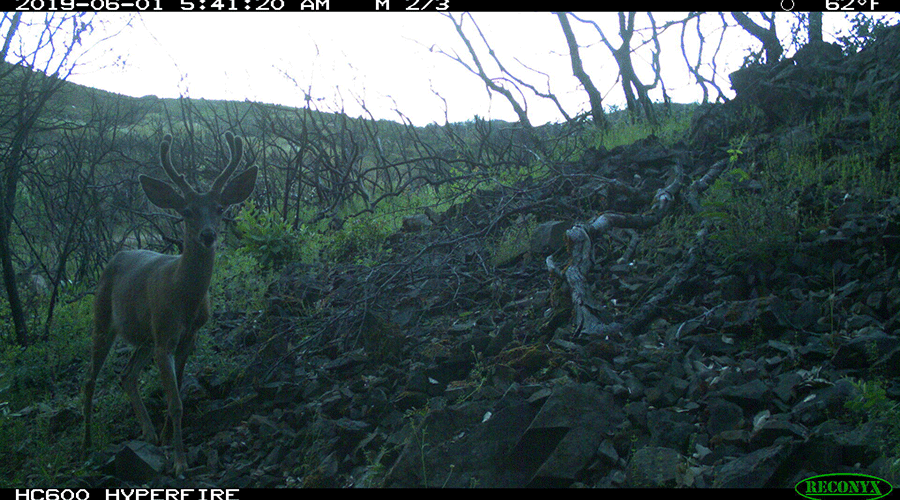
xmin=83 ymin=132 xmax=258 ymax=477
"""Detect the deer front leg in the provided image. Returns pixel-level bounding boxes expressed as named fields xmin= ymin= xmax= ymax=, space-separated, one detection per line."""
xmin=161 ymin=326 xmax=197 ymax=445
xmin=121 ymin=344 xmax=158 ymax=444
xmin=156 ymin=346 xmax=187 ymax=476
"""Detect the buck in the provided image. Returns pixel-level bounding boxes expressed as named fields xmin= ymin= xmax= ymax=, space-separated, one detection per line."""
xmin=83 ymin=132 xmax=257 ymax=476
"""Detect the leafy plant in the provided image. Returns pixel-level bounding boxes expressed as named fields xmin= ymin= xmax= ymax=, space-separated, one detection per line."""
xmin=234 ymin=201 xmax=298 ymax=269
xmin=324 ymin=214 xmax=394 ymax=265
xmin=846 ymin=379 xmax=899 ymax=422
xmin=211 ymin=247 xmax=271 ymax=313
xmin=699 ymin=164 xmax=797 ymax=267
xmin=845 ymin=378 xmax=900 ymax=477
xmin=727 ymin=134 xmax=747 ymax=164
xmin=403 ymin=405 xmax=431 ymax=487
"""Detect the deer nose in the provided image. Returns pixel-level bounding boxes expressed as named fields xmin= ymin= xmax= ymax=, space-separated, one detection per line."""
xmin=199 ymin=228 xmax=217 ymax=247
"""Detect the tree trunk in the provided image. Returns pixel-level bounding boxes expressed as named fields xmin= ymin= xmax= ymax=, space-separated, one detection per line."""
xmin=732 ymin=12 xmax=783 ymax=64
xmin=556 ymin=12 xmax=607 ymax=129
xmin=809 ymin=13 xmax=823 ymax=44
xmin=0 ymin=209 xmax=27 ymax=345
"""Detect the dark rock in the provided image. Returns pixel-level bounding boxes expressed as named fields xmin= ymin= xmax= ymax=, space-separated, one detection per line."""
xmin=707 ymin=398 xmax=745 ymax=436
xmin=750 ymin=412 xmax=808 ymax=446
xmin=710 ymin=379 xmax=771 ymax=413
xmin=626 ymin=446 xmax=686 ymax=487
xmin=114 ymin=441 xmax=165 ymax=482
xmin=792 ymin=379 xmax=859 ymax=426
xmin=832 ymin=329 xmax=899 ymax=369
xmin=712 ymin=443 xmax=793 ymax=487
xmin=49 ymin=407 xmax=80 ymax=434
xmin=402 ymin=214 xmax=433 ymax=232
xmin=596 ymin=439 xmax=619 ymax=467
xmin=530 ymin=221 xmax=571 ymax=256
xmin=509 ymin=383 xmax=624 ymax=487
xmin=647 ymin=408 xmax=695 ymax=451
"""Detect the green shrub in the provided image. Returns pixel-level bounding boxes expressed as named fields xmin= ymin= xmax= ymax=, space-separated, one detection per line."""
xmin=700 ymin=166 xmax=798 ymax=267
xmin=211 ymin=247 xmax=271 ymax=313
xmin=234 ymin=201 xmax=298 ymax=269
xmin=324 ymin=214 xmax=394 ymax=265
xmin=846 ymin=378 xmax=900 ymax=477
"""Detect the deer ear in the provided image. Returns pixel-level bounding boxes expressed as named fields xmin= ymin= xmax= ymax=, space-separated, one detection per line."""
xmin=140 ymin=175 xmax=186 ymax=211
xmin=220 ymin=166 xmax=257 ymax=206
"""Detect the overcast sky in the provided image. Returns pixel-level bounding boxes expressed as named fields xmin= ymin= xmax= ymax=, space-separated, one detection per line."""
xmin=53 ymin=12 xmax=893 ymax=126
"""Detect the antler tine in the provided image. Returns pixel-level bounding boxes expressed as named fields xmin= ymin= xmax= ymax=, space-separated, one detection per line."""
xmin=159 ymin=134 xmax=196 ymax=194
xmin=211 ymin=131 xmax=243 ymax=195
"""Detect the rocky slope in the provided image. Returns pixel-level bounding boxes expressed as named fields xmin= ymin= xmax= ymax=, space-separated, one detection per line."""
xmin=71 ymin=27 xmax=900 ymax=488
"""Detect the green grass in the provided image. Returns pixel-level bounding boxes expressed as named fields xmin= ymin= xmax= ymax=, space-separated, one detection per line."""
xmin=0 ymin=290 xmax=95 ymax=486
xmin=587 ymin=104 xmax=695 ymax=150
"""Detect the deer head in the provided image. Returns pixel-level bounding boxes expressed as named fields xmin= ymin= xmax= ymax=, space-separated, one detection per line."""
xmin=139 ymin=132 xmax=258 ymax=249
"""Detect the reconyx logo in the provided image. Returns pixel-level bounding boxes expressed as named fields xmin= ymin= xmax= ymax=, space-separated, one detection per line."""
xmin=795 ymin=473 xmax=892 ymax=500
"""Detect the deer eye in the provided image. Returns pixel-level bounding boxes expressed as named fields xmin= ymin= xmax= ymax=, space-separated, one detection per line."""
xmin=216 ymin=205 xmax=225 ymax=215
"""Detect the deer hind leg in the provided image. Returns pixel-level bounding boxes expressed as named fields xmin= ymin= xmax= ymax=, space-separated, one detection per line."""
xmin=121 ymin=344 xmax=158 ymax=444
xmin=84 ymin=297 xmax=116 ymax=451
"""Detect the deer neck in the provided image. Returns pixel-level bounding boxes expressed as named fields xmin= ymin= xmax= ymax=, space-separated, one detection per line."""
xmin=174 ymin=237 xmax=216 ymax=298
